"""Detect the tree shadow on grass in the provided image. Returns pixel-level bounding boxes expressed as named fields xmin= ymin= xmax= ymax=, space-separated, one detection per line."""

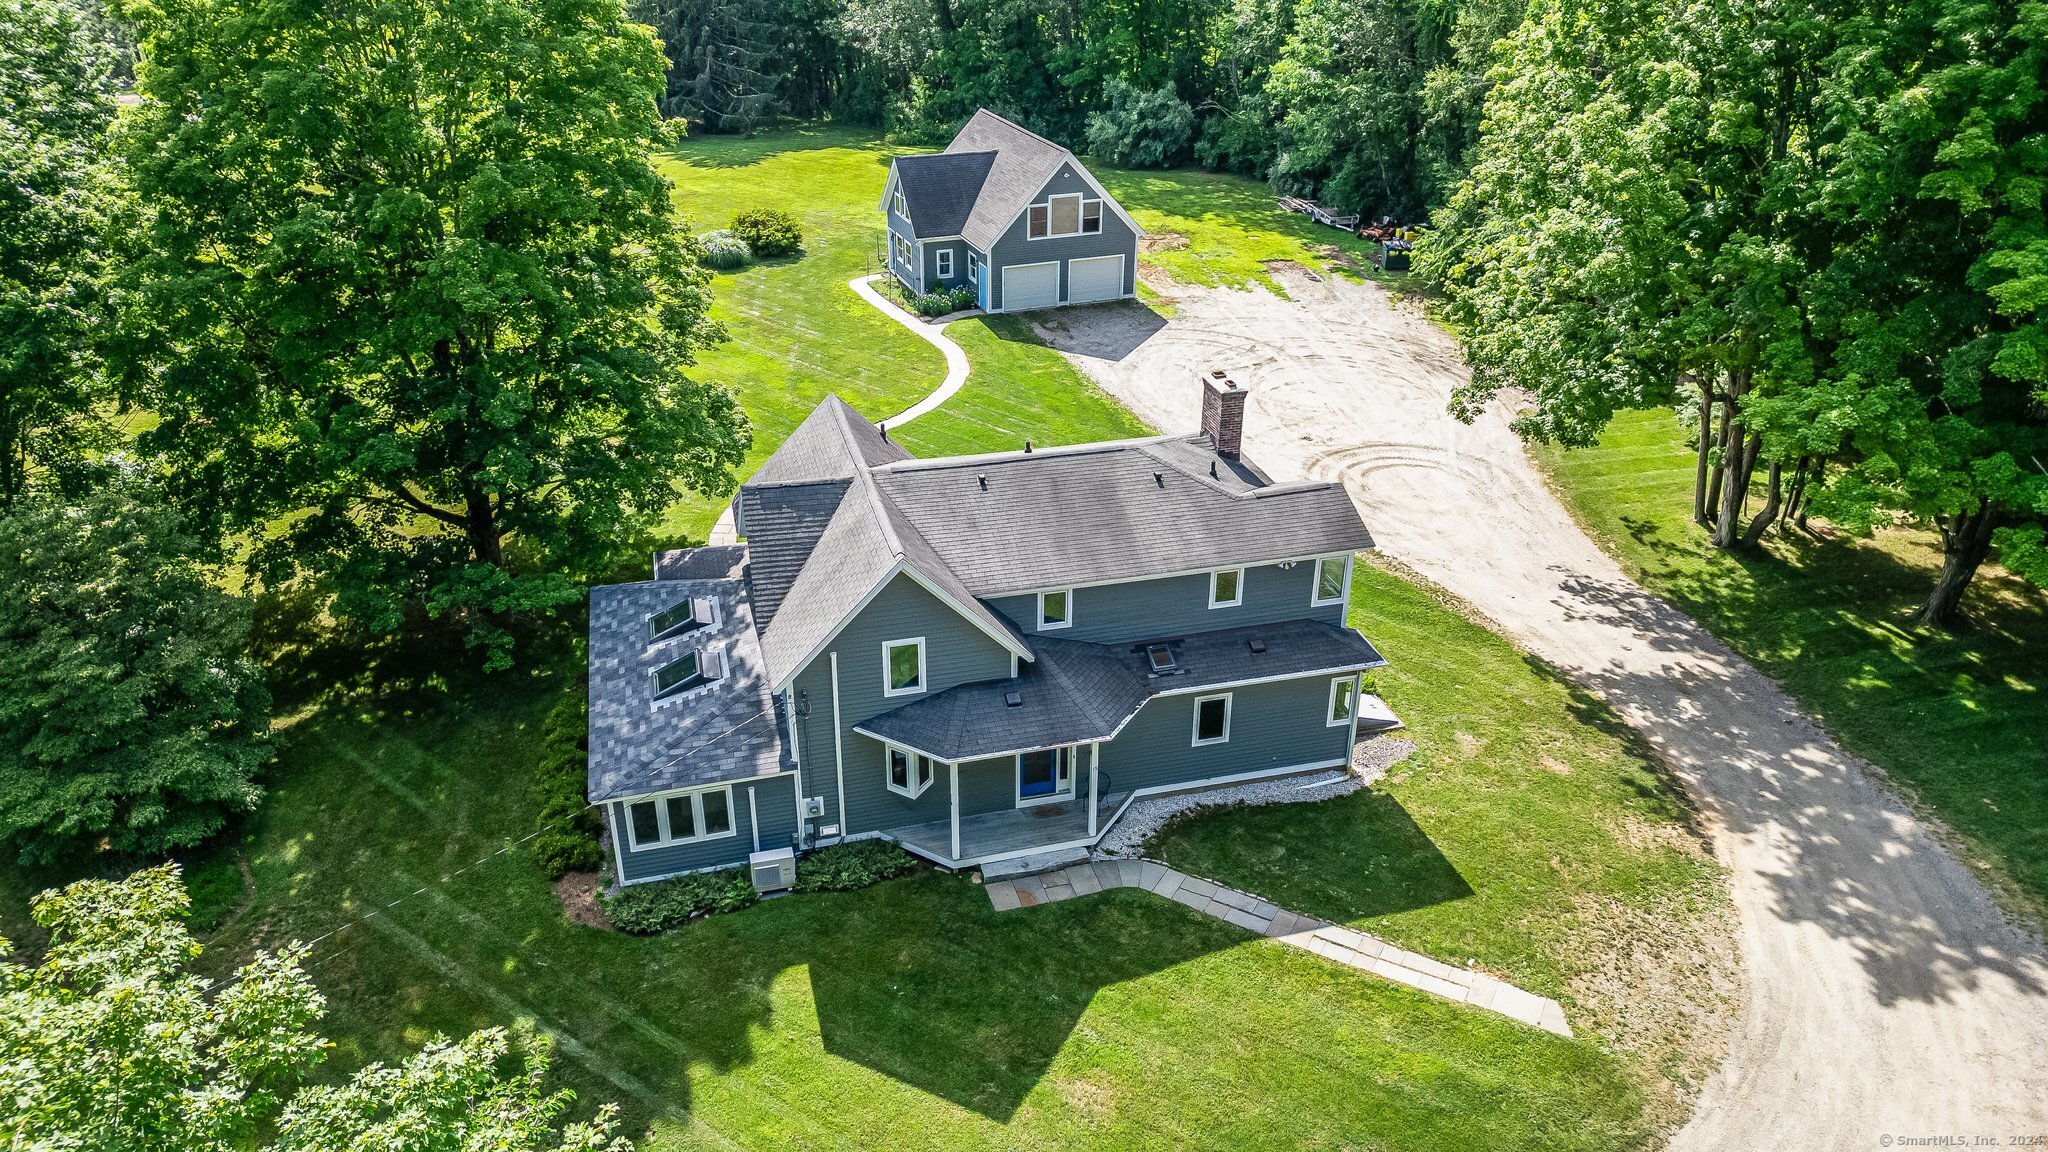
xmin=659 ymin=124 xmax=885 ymax=170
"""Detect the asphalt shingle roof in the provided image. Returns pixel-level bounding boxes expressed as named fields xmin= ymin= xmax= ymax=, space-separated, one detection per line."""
xmin=868 ymin=434 xmax=1377 ymax=597
xmin=892 ymin=151 xmax=997 ymax=240
xmin=587 ymin=577 xmax=792 ymax=804
xmin=854 ymin=620 xmax=1387 ymax=762
xmin=945 ymin=110 xmax=1078 ymax=251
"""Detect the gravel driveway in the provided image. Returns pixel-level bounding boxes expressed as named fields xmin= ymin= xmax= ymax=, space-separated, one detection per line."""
xmin=1029 ymin=267 xmax=2048 ymax=1148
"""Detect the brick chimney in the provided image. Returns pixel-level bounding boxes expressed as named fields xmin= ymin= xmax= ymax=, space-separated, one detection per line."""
xmin=1200 ymin=369 xmax=1247 ymax=459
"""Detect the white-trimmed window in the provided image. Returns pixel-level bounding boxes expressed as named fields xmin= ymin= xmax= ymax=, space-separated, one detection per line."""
xmin=968 ymin=257 xmax=979 ymax=284
xmin=893 ymin=190 xmax=907 ymax=218
xmin=882 ymin=637 xmax=926 ymax=697
xmin=885 ymin=743 xmax=935 ymax=798
xmin=1082 ymin=200 xmax=1103 ymax=234
xmin=1028 ymin=203 xmax=1049 ymax=239
xmin=1192 ymin=693 xmax=1232 ymax=746
xmin=1328 ymin=676 xmax=1356 ymax=727
xmin=1016 ymin=747 xmax=1074 ymax=804
xmin=623 ymin=785 xmax=735 ymax=850
xmin=893 ymin=233 xmax=912 ymax=268
xmin=1048 ymin=192 xmax=1081 ymax=236
xmin=936 ymin=248 xmax=953 ymax=278
xmin=1038 ymin=589 xmax=1071 ymax=630
xmin=1312 ymin=555 xmax=1350 ymax=606
xmin=1209 ymin=567 xmax=1244 ymax=608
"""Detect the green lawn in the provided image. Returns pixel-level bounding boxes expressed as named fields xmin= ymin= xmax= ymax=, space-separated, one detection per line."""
xmin=1531 ymin=409 xmax=2048 ymax=920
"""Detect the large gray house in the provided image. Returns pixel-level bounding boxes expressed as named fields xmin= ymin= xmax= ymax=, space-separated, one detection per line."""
xmin=880 ymin=109 xmax=1143 ymax=312
xmin=587 ymin=373 xmax=1389 ymax=885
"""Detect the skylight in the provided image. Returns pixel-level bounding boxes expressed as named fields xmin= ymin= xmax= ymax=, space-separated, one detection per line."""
xmin=1146 ymin=644 xmax=1177 ymax=673
xmin=653 ymin=647 xmax=725 ymax=700
xmin=650 ymin=596 xmax=715 ymax=643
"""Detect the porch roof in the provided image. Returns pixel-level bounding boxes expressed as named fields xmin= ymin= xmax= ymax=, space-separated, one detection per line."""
xmin=852 ymin=620 xmax=1386 ymax=763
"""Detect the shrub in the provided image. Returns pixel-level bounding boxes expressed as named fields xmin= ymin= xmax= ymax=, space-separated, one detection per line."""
xmin=914 ymin=291 xmax=954 ymax=317
xmin=529 ymin=689 xmax=601 ymax=880
xmin=794 ymin=839 xmax=919 ymax=893
xmin=730 ymin=208 xmax=803 ymax=257
xmin=696 ymin=228 xmax=751 ymax=270
xmin=601 ymin=866 xmax=757 ymax=933
xmin=947 ymin=284 xmax=977 ymax=312
xmin=1084 ymin=79 xmax=1195 ymax=168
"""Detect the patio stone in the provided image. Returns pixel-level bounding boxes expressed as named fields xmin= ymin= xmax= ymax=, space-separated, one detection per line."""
xmin=1176 ymin=876 xmax=1217 ymax=900
xmin=1138 ymin=861 xmax=1168 ymax=891
xmin=1069 ymin=866 xmax=1103 ymax=896
xmin=985 ymin=881 xmax=1019 ymax=912
xmin=1092 ymin=861 xmax=1126 ymax=889
xmin=1154 ymin=870 xmax=1185 ymax=899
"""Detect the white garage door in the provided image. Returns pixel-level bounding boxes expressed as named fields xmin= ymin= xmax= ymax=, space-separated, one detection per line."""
xmin=1001 ymin=261 xmax=1060 ymax=312
xmin=1067 ymin=254 xmax=1125 ymax=304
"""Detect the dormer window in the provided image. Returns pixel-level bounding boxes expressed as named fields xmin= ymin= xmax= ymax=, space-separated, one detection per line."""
xmin=649 ymin=596 xmax=716 ymax=642
xmin=653 ymin=646 xmax=725 ymax=700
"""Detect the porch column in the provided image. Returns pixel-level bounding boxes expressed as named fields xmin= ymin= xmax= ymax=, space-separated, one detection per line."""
xmin=1087 ymin=742 xmax=1100 ymax=837
xmin=949 ymin=760 xmax=961 ymax=862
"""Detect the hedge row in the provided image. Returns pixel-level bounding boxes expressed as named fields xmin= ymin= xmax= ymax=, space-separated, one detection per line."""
xmin=530 ymin=688 xmax=602 ymax=880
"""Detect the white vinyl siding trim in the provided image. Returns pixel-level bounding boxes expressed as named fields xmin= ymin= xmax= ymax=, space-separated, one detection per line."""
xmin=624 ymin=784 xmax=737 ymax=850
xmin=882 ymin=636 xmax=927 ymax=698
xmin=1328 ymin=676 xmax=1356 ymax=726
xmin=1311 ymin=555 xmax=1351 ymax=606
xmin=1038 ymin=589 xmax=1071 ymax=630
xmin=1191 ymin=693 xmax=1232 ymax=746
xmin=1208 ymin=567 xmax=1244 ymax=608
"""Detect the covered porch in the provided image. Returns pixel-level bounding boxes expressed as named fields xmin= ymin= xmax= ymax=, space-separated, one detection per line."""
xmin=885 ymin=785 xmax=1134 ymax=869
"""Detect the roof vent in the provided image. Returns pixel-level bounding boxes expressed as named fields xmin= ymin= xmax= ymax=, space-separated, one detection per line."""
xmin=1004 ymin=690 xmax=1023 ymax=708
xmin=1210 ymin=460 xmax=1218 ymax=479
xmin=1154 ymin=471 xmax=1165 ymax=487
xmin=978 ymin=474 xmax=987 ymax=490
xmin=1024 ymin=440 xmax=1033 ymax=453
xmin=879 ymin=422 xmax=888 ymax=440
xmin=1248 ymin=638 xmax=1267 ymax=655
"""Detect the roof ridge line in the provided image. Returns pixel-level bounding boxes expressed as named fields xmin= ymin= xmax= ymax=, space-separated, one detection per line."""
xmin=969 ymin=107 xmax=1070 ymax=156
xmin=870 ymin=434 xmax=1196 ymax=472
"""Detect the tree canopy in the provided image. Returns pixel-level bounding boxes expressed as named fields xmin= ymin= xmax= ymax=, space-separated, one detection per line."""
xmin=0 ymin=480 xmax=269 ymax=866
xmin=110 ymin=0 xmax=750 ymax=665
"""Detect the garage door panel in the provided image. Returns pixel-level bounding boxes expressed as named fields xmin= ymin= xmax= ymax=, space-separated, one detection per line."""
xmin=1001 ymin=262 xmax=1060 ymax=312
xmin=1068 ymin=254 xmax=1124 ymax=305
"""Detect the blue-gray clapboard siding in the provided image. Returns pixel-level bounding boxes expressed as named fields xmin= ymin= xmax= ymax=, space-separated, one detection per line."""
xmin=610 ymin=772 xmax=800 ymax=883
xmin=786 ymin=571 xmax=1016 ymax=837
xmin=886 ymin=193 xmax=920 ymax=291
xmin=1100 ymin=672 xmax=1355 ymax=794
xmin=922 ymin=239 xmax=971 ymax=292
xmin=988 ymin=559 xmax=1347 ymax=645
xmin=985 ymin=162 xmax=1138 ymax=311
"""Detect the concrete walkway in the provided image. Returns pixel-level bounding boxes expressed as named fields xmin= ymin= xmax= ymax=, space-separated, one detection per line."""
xmin=985 ymin=858 xmax=1572 ymax=1037
xmin=708 ymin=275 xmax=970 ymax=545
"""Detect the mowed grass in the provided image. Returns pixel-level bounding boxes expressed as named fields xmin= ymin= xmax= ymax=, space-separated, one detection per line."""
xmin=0 ymin=613 xmax=1671 ymax=1151
xmin=1531 ymin=409 xmax=2048 ymax=919
xmin=1094 ymin=165 xmax=1380 ymax=293
xmin=652 ymin=128 xmax=1149 ymax=541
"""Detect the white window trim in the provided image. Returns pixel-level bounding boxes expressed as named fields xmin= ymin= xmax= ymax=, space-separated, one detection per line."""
xmin=1037 ymin=589 xmax=1072 ymax=630
xmin=1328 ymin=676 xmax=1357 ymax=727
xmin=1191 ymin=692 xmax=1233 ymax=746
xmin=883 ymin=741 xmax=934 ymax=799
xmin=881 ymin=636 xmax=927 ymax=698
xmin=893 ymin=191 xmax=907 ymax=218
xmin=936 ymin=248 xmax=953 ymax=278
xmin=1030 ymin=192 xmax=1087 ymax=241
xmin=968 ymin=257 xmax=979 ymax=284
xmin=1311 ymin=555 xmax=1352 ymax=607
xmin=1081 ymin=198 xmax=1103 ymax=234
xmin=1208 ymin=567 xmax=1245 ymax=609
xmin=650 ymin=643 xmax=725 ymax=708
xmin=1014 ymin=747 xmax=1075 ymax=807
xmin=622 ymin=784 xmax=738 ymax=851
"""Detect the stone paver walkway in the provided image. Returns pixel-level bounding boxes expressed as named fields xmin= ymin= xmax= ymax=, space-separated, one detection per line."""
xmin=984 ymin=858 xmax=1572 ymax=1036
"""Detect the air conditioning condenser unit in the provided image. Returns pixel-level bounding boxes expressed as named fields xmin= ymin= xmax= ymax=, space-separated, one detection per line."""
xmin=750 ymin=847 xmax=796 ymax=895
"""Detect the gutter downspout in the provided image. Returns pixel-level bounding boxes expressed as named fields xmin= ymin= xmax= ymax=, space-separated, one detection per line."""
xmin=831 ymin=652 xmax=847 ymax=842
xmin=748 ymin=786 xmax=761 ymax=853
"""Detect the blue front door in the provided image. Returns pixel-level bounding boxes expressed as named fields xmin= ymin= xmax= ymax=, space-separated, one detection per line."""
xmin=976 ymin=256 xmax=990 ymax=310
xmin=1017 ymin=748 xmax=1070 ymax=803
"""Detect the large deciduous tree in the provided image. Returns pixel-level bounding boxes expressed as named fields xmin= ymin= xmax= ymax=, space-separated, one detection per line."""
xmin=0 ymin=864 xmax=633 ymax=1151
xmin=0 ymin=0 xmax=118 ymax=508
xmin=0 ymin=481 xmax=269 ymax=867
xmin=110 ymin=0 xmax=749 ymax=666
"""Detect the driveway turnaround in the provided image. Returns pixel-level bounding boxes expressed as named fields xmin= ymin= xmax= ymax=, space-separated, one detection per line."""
xmin=1033 ymin=269 xmax=2048 ymax=1149
xmin=987 ymin=858 xmax=1573 ymax=1036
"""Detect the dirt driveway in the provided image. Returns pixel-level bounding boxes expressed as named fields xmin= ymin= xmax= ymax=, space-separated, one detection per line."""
xmin=1029 ymin=269 xmax=2048 ymax=1148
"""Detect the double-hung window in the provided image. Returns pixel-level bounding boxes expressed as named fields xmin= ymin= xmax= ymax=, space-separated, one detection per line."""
xmin=1038 ymin=589 xmax=1071 ymax=630
xmin=936 ymin=249 xmax=954 ymax=278
xmin=1191 ymin=693 xmax=1232 ymax=746
xmin=893 ymin=191 xmax=907 ymax=218
xmin=1209 ymin=567 xmax=1244 ymax=608
xmin=1312 ymin=556 xmax=1349 ymax=606
xmin=624 ymin=786 xmax=735 ymax=850
xmin=1028 ymin=204 xmax=1050 ymax=239
xmin=893 ymin=233 xmax=912 ymax=268
xmin=1081 ymin=200 xmax=1103 ymax=234
xmin=882 ymin=637 xmax=926 ymax=697
xmin=885 ymin=743 xmax=935 ymax=798
xmin=1328 ymin=676 xmax=1356 ymax=726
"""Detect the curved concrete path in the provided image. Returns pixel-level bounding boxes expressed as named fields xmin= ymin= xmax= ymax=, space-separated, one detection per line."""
xmin=988 ymin=857 xmax=1573 ymax=1036
xmin=1032 ymin=270 xmax=2048 ymax=1149
xmin=707 ymin=275 xmax=969 ymax=545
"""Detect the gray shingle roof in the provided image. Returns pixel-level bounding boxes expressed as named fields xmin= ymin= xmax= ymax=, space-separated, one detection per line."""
xmin=868 ymin=434 xmax=1376 ymax=597
xmin=651 ymin=543 xmax=748 ymax=582
xmin=892 ymin=151 xmax=997 ymax=239
xmin=946 ymin=110 xmax=1078 ymax=251
xmin=854 ymin=620 xmax=1387 ymax=762
xmin=587 ymin=577 xmax=792 ymax=804
xmin=741 ymin=396 xmax=1031 ymax=688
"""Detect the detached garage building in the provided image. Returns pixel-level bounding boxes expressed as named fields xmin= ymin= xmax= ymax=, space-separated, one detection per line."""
xmin=881 ymin=109 xmax=1143 ymax=313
